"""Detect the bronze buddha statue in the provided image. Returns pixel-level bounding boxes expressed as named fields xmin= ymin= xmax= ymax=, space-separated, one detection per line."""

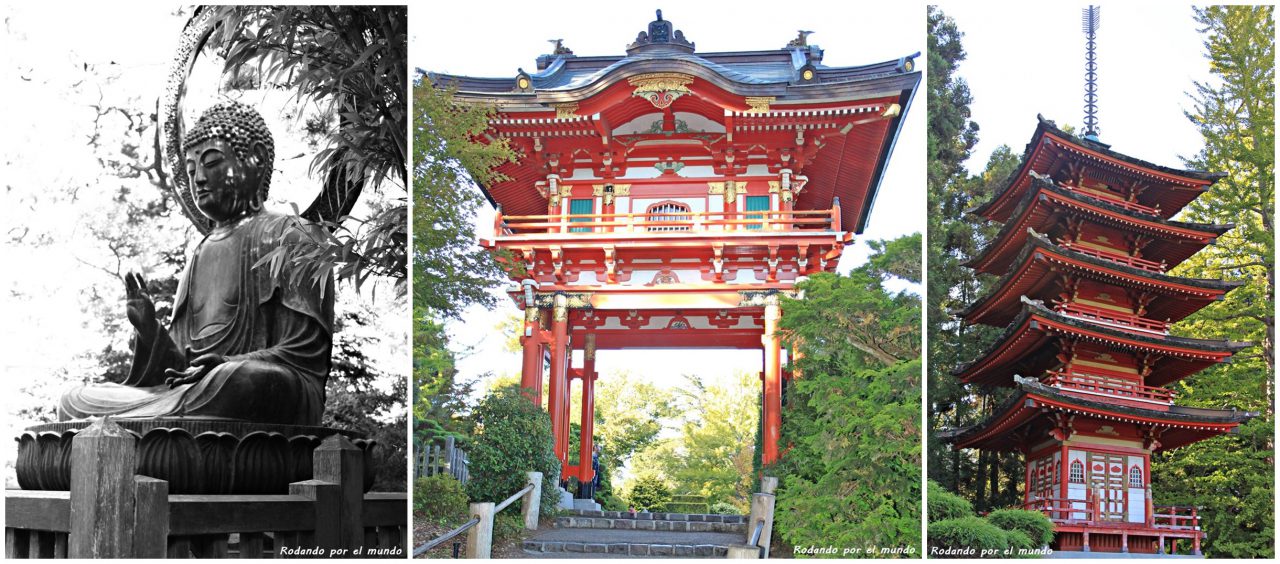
xmin=59 ymin=101 xmax=333 ymax=426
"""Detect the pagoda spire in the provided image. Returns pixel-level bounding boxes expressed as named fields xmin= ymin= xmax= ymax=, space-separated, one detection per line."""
xmin=1081 ymin=6 xmax=1101 ymax=140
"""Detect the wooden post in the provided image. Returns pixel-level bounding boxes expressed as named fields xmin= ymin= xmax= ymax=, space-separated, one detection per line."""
xmin=133 ymin=476 xmax=169 ymax=558
xmin=761 ymin=299 xmax=782 ymax=465
xmin=69 ymin=417 xmax=137 ymax=558
xmin=467 ymin=502 xmax=495 ymax=559
xmin=523 ymin=472 xmax=543 ymax=530
xmin=290 ymin=479 xmax=340 ymax=551
xmin=747 ymin=493 xmax=776 ymax=557
xmin=727 ymin=544 xmax=761 ymax=558
xmin=760 ymin=476 xmax=778 ymax=495
xmin=314 ymin=434 xmax=364 ymax=553
xmin=578 ymin=335 xmax=597 ymax=485
xmin=1082 ymin=529 xmax=1090 ymax=552
xmin=549 ymin=295 xmax=570 ymax=471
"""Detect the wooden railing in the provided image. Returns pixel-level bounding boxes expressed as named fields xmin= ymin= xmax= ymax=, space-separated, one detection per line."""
xmin=1059 ymin=183 xmax=1162 ymax=216
xmin=1152 ymin=506 xmax=1200 ymax=530
xmin=726 ymin=476 xmax=777 ymax=559
xmin=495 ymin=209 xmax=839 ymax=236
xmin=1043 ymin=370 xmax=1175 ymax=405
xmin=416 ymin=436 xmax=470 ymax=483
xmin=4 ymin=419 xmax=406 ymax=559
xmin=1054 ymin=302 xmax=1170 ymax=335
xmin=412 ymin=471 xmax=543 ymax=559
xmin=1058 ymin=241 xmax=1167 ymax=273
xmin=1023 ymin=493 xmax=1099 ymax=523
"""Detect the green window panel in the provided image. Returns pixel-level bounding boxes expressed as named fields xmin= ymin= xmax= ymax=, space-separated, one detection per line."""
xmin=569 ymin=198 xmax=594 ymax=232
xmin=745 ymin=195 xmax=770 ymax=230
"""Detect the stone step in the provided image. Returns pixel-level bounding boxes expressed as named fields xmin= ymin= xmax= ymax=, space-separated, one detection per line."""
xmin=556 ymin=514 xmax=746 ymax=534
xmin=569 ymin=509 xmax=747 ymax=524
xmin=523 ymin=528 xmax=741 ymax=557
xmin=571 ymin=498 xmax=603 ymax=512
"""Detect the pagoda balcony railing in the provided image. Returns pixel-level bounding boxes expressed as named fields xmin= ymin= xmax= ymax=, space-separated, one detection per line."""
xmin=1042 ymin=370 xmax=1175 ymax=405
xmin=1152 ymin=505 xmax=1200 ymax=530
xmin=1058 ymin=241 xmax=1168 ymax=273
xmin=1054 ymin=302 xmax=1171 ymax=335
xmin=1059 ymin=182 xmax=1162 ymax=216
xmin=493 ymin=209 xmax=839 ymax=236
xmin=1023 ymin=496 xmax=1200 ymax=531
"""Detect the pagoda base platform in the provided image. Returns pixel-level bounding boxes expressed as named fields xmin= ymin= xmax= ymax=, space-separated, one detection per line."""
xmin=15 ymin=417 xmax=376 ymax=495
xmin=1052 ymin=522 xmax=1201 ymax=556
xmin=1049 ymin=551 xmax=1202 ymax=559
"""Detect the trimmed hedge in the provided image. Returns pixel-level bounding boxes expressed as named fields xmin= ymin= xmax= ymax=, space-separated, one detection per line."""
xmin=987 ymin=508 xmax=1054 ymax=547
xmin=465 ymin=386 xmax=561 ymax=516
xmin=928 ymin=480 xmax=974 ymax=522
xmin=413 ymin=474 xmax=468 ymax=520
xmin=928 ymin=516 xmax=1007 ymax=556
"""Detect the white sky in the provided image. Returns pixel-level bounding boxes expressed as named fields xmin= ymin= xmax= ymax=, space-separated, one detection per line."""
xmin=939 ymin=3 xmax=1212 ymax=176
xmin=412 ymin=2 xmax=924 ymax=396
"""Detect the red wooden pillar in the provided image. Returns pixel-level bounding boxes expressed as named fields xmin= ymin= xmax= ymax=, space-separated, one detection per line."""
xmin=520 ymin=306 xmax=544 ymax=406
xmin=578 ymin=334 xmax=597 ymax=483
xmin=762 ymin=298 xmax=782 ymax=465
xmin=548 ymin=294 xmax=570 ymax=469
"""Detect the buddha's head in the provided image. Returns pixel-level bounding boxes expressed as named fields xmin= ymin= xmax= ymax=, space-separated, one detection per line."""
xmin=181 ymin=101 xmax=275 ymax=224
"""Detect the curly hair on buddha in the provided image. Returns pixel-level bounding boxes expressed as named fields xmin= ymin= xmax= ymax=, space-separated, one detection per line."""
xmin=182 ymin=100 xmax=275 ymax=199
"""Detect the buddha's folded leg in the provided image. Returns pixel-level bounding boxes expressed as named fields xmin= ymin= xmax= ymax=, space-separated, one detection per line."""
xmin=58 ymin=383 xmax=187 ymax=421
xmin=176 ymin=359 xmax=325 ymax=425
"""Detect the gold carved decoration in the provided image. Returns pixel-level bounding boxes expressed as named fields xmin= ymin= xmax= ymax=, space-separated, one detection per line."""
xmin=744 ymin=96 xmax=775 ymax=113
xmin=554 ymin=103 xmax=580 ymax=119
xmin=708 ymin=181 xmax=746 ymax=204
xmin=628 ymin=72 xmax=694 ymax=109
xmin=592 ymin=184 xmax=631 ymax=205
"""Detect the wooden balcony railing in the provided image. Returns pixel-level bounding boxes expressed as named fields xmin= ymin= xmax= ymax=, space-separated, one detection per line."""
xmin=1152 ymin=506 xmax=1200 ymax=530
xmin=1042 ymin=370 xmax=1175 ymax=405
xmin=494 ymin=208 xmax=839 ymax=236
xmin=1022 ymin=495 xmax=1098 ymax=523
xmin=1054 ymin=302 xmax=1170 ymax=335
xmin=1059 ymin=241 xmax=1168 ymax=273
xmin=1025 ymin=496 xmax=1200 ymax=532
xmin=1059 ymin=183 xmax=1162 ymax=216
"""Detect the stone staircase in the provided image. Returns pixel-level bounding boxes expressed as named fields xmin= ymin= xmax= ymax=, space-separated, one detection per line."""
xmin=523 ymin=509 xmax=748 ymax=558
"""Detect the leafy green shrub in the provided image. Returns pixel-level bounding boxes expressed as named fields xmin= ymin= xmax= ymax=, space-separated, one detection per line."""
xmin=413 ymin=474 xmax=468 ymax=521
xmin=987 ymin=509 xmax=1054 ymax=547
xmin=928 ymin=516 xmax=1007 ymax=556
xmin=928 ymin=480 xmax=974 ymax=522
xmin=599 ymin=491 xmax=628 ymax=512
xmin=709 ymin=501 xmax=742 ymax=515
xmin=1003 ymin=530 xmax=1034 ymax=558
xmin=627 ymin=474 xmax=672 ymax=512
xmin=492 ymin=512 xmax=526 ymax=543
xmin=465 ymin=386 xmax=560 ymax=516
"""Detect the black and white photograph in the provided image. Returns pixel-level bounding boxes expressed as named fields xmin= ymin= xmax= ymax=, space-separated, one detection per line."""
xmin=2 ymin=5 xmax=409 ymax=558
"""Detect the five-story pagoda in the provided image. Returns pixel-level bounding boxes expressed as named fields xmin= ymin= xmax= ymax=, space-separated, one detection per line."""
xmin=428 ymin=11 xmax=919 ymax=499
xmin=941 ymin=116 xmax=1255 ymax=555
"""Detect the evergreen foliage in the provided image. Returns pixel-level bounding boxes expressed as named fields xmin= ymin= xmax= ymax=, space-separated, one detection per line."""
xmin=413 ymin=474 xmax=468 ymax=522
xmin=1152 ymin=6 xmax=1275 ymax=558
xmin=927 ymin=480 xmax=973 ymax=523
xmin=772 ymin=235 xmax=922 ymax=554
xmin=626 ymin=474 xmax=673 ymax=512
xmin=927 ymin=516 xmax=1007 ymax=556
xmin=985 ymin=509 xmax=1053 ymax=547
xmin=465 ymin=386 xmax=561 ymax=515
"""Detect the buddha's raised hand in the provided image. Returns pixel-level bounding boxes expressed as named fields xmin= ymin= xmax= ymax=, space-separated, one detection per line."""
xmin=123 ymin=271 xmax=159 ymax=340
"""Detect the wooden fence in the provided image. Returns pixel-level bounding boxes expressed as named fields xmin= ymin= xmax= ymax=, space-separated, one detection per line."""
xmin=416 ymin=436 xmax=469 ymax=484
xmin=727 ymin=477 xmax=778 ymax=559
xmin=5 ymin=418 xmax=406 ymax=559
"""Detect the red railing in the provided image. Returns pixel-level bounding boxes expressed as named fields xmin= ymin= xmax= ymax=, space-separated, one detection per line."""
xmin=1059 ymin=183 xmax=1162 ymax=216
xmin=494 ymin=209 xmax=838 ymax=236
xmin=1055 ymin=302 xmax=1170 ymax=335
xmin=1023 ymin=494 xmax=1098 ymax=523
xmin=1059 ymin=242 xmax=1167 ymax=273
xmin=1043 ymin=370 xmax=1175 ymax=404
xmin=1152 ymin=506 xmax=1200 ymax=530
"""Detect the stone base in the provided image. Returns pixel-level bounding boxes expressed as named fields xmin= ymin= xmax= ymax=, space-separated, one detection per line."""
xmin=15 ymin=417 xmax=376 ymax=495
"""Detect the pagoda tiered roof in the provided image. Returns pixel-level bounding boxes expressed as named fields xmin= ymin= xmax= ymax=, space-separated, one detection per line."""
xmin=952 ymin=298 xmax=1250 ymax=388
xmin=971 ymin=116 xmax=1223 ymax=223
xmin=966 ymin=177 xmax=1233 ymax=275
xmin=959 ymin=231 xmax=1243 ymax=327
xmin=939 ymin=377 xmax=1255 ymax=452
xmin=424 ymin=12 xmax=919 ymax=234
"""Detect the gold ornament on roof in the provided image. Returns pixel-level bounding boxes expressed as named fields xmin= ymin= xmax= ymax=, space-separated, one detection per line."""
xmin=554 ymin=103 xmax=579 ymax=120
xmin=744 ymin=97 xmax=775 ymax=113
xmin=628 ymin=73 xmax=695 ymax=109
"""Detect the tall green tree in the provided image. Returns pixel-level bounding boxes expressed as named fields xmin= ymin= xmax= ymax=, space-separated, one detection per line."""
xmin=771 ymin=234 xmax=922 ymax=556
xmin=1151 ymin=6 xmax=1274 ymax=558
xmin=411 ymin=81 xmax=516 ymax=460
